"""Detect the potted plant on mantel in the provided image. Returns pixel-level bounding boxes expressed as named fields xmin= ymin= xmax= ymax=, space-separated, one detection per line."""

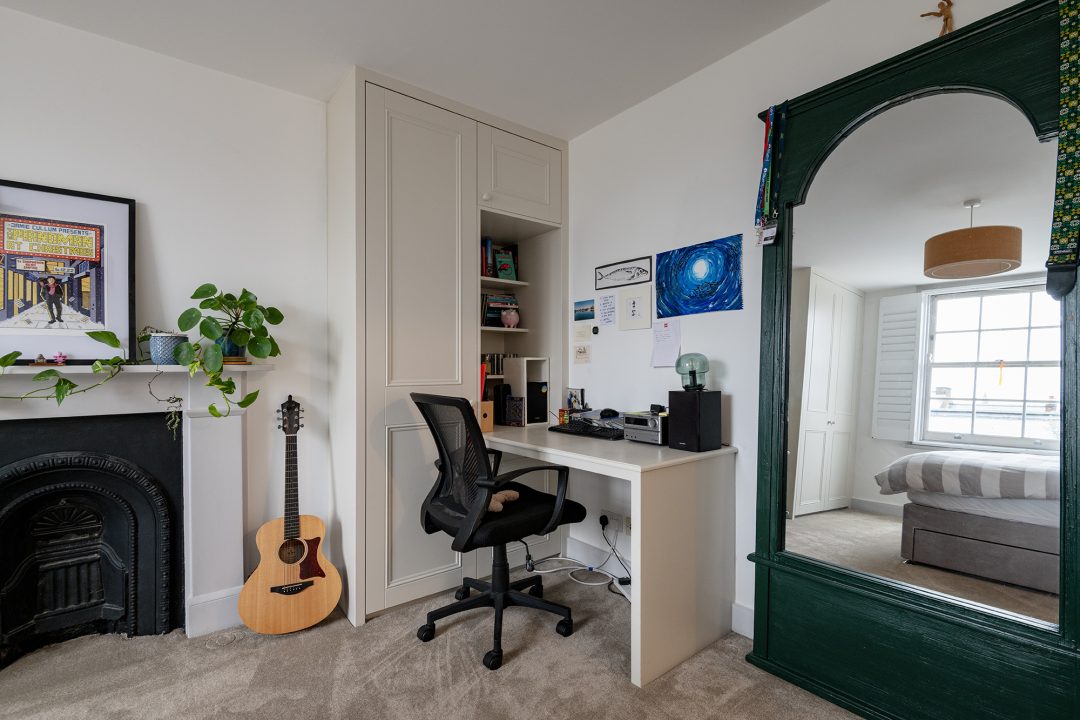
xmin=175 ymin=283 xmax=283 ymax=416
xmin=0 ymin=284 xmax=284 ymax=424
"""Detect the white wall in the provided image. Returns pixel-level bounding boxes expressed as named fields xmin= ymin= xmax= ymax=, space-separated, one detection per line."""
xmin=567 ymin=0 xmax=1016 ymax=637
xmin=0 ymin=9 xmax=330 ymax=573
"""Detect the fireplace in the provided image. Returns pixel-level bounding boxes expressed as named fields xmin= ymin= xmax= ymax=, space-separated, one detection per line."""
xmin=0 ymin=413 xmax=183 ymax=667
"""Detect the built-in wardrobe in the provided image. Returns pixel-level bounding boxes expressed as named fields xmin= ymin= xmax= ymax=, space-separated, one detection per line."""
xmin=786 ymin=268 xmax=863 ymax=517
xmin=327 ymin=69 xmax=569 ymax=622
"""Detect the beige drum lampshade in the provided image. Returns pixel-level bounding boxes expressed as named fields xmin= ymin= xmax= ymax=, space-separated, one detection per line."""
xmin=923 ymin=225 xmax=1022 ymax=279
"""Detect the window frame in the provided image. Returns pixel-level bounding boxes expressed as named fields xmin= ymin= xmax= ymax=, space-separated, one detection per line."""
xmin=915 ymin=278 xmax=1060 ymax=452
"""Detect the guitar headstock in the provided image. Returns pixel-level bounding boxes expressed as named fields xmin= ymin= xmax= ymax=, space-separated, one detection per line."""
xmin=276 ymin=395 xmax=304 ymax=435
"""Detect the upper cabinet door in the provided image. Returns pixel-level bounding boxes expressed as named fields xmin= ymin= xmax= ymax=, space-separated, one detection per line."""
xmin=478 ymin=124 xmax=562 ymax=225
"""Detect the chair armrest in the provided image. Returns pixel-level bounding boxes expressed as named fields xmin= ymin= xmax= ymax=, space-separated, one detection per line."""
xmin=479 ymin=464 xmax=571 ymax=537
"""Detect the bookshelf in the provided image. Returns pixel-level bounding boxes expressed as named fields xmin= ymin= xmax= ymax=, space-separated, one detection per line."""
xmin=479 ymin=207 xmax=564 ymax=427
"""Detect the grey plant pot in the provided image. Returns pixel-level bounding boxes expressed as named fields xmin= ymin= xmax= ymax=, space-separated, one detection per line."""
xmin=149 ymin=333 xmax=188 ymax=365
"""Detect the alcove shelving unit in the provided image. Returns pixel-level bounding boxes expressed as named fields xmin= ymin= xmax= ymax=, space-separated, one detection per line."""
xmin=479 ymin=208 xmax=563 ymax=423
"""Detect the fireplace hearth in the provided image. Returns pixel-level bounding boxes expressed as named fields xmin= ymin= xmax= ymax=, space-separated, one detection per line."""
xmin=0 ymin=414 xmax=183 ymax=667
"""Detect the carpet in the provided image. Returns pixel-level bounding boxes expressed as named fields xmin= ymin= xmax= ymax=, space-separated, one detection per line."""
xmin=785 ymin=508 xmax=1058 ymax=623
xmin=0 ymin=572 xmax=854 ymax=720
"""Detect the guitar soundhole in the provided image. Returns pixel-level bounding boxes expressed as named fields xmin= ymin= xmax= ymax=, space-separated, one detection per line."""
xmin=278 ymin=538 xmax=305 ymax=564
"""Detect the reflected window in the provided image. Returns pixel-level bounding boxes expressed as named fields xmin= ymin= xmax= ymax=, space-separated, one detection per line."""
xmin=922 ymin=284 xmax=1060 ymax=449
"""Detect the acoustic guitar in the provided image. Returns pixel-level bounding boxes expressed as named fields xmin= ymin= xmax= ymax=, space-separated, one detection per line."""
xmin=238 ymin=396 xmax=341 ymax=634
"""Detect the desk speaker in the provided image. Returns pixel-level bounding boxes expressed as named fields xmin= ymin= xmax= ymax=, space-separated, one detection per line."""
xmin=668 ymin=390 xmax=721 ymax=452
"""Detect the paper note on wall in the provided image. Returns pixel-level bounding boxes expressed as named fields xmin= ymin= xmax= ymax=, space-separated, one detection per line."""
xmin=650 ymin=319 xmax=681 ymax=368
xmin=573 ymin=322 xmax=592 ymax=341
xmin=597 ymin=293 xmax=616 ymax=326
xmin=574 ymin=343 xmax=592 ymax=364
xmin=618 ymin=285 xmax=651 ymax=330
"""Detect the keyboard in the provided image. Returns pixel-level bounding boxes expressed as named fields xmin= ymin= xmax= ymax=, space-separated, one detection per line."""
xmin=548 ymin=419 xmax=624 ymax=441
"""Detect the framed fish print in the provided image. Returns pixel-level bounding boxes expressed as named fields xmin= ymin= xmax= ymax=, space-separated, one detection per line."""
xmin=595 ymin=256 xmax=652 ymax=290
xmin=0 ymin=179 xmax=135 ymax=363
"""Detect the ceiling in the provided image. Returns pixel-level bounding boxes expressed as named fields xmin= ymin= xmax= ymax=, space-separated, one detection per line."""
xmin=793 ymin=93 xmax=1058 ymax=292
xmin=0 ymin=0 xmax=829 ymax=139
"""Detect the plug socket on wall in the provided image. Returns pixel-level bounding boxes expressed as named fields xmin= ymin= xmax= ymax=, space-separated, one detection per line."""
xmin=601 ymin=509 xmax=630 ymax=536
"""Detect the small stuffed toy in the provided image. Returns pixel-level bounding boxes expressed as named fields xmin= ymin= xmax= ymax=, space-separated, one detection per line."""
xmin=487 ymin=489 xmax=520 ymax=512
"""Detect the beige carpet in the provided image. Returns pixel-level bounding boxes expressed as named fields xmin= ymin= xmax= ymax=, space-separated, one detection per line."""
xmin=0 ymin=572 xmax=853 ymax=720
xmin=786 ymin=509 xmax=1058 ymax=623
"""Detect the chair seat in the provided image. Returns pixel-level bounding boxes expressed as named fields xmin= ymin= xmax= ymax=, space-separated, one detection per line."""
xmin=426 ymin=482 xmax=586 ymax=551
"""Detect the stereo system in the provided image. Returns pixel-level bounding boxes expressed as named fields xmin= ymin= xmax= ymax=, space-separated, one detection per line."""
xmin=623 ymin=411 xmax=668 ymax=445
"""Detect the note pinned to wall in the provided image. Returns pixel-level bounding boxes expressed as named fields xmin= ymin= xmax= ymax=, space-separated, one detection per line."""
xmin=597 ymin=293 xmax=616 ymax=327
xmin=573 ymin=322 xmax=592 ymax=341
xmin=650 ymin=319 xmax=681 ymax=367
xmin=618 ymin=285 xmax=651 ymax=330
xmin=574 ymin=343 xmax=592 ymax=364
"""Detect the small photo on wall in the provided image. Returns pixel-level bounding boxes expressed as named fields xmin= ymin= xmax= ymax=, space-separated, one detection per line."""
xmin=656 ymin=234 xmax=743 ymax=318
xmin=573 ymin=299 xmax=595 ymax=321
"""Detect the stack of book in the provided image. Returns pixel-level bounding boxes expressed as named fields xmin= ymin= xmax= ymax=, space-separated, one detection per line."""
xmin=481 ymin=236 xmax=518 ymax=280
xmin=481 ymin=293 xmax=520 ymax=327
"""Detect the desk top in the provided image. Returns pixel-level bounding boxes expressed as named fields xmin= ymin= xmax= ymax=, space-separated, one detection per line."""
xmin=485 ymin=424 xmax=736 ymax=477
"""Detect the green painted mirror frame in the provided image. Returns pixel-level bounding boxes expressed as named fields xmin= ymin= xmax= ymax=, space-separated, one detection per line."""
xmin=749 ymin=1 xmax=1079 ymax=718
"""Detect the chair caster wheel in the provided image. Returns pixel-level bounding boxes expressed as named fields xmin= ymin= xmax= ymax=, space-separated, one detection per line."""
xmin=528 ymin=585 xmax=543 ymax=598
xmin=417 ymin=624 xmax=435 ymax=642
xmin=483 ymin=650 xmax=503 ymax=670
xmin=556 ymin=619 xmax=573 ymax=637
xmin=454 ymin=587 xmax=469 ymax=601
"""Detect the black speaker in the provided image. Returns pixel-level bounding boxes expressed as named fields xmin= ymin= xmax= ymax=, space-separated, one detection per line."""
xmin=668 ymin=390 xmax=722 ymax=452
xmin=526 ymin=382 xmax=548 ymax=424
xmin=493 ymin=383 xmax=511 ymax=424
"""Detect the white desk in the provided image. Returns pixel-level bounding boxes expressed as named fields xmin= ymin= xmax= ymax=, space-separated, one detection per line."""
xmin=485 ymin=425 xmax=737 ymax=687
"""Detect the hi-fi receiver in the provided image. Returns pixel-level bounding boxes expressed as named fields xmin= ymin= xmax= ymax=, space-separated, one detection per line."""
xmin=622 ymin=411 xmax=668 ymax=445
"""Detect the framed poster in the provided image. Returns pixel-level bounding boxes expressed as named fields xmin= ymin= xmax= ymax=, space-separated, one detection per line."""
xmin=0 ymin=179 xmax=135 ymax=363
xmin=595 ymin=255 xmax=652 ymax=290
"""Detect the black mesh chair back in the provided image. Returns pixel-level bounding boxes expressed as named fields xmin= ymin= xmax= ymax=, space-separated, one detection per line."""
xmin=411 ymin=393 xmax=494 ymax=529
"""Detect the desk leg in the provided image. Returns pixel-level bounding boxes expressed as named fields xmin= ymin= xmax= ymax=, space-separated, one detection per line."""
xmin=631 ymin=454 xmax=736 ymax=686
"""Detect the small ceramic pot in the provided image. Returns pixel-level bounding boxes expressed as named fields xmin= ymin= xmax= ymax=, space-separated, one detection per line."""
xmin=149 ymin=333 xmax=188 ymax=365
xmin=501 ymin=309 xmax=520 ymax=328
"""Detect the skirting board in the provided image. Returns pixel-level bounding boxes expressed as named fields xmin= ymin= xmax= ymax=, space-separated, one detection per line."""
xmin=851 ymin=498 xmax=904 ymax=518
xmin=185 ymin=585 xmax=243 ymax=637
xmin=731 ymin=601 xmax=754 ymax=639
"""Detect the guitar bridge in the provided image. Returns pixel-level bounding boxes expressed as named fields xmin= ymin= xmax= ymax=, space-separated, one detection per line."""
xmin=270 ymin=581 xmax=313 ymax=595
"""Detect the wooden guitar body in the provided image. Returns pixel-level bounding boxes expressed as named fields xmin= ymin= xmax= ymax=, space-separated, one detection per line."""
xmin=238 ymin=514 xmax=342 ymax=634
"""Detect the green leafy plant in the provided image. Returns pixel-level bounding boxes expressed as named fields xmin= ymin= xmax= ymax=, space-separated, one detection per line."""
xmin=0 ymin=332 xmax=126 ymax=404
xmin=175 ymin=283 xmax=283 ymax=416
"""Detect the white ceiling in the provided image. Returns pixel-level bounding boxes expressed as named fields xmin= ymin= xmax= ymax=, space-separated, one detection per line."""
xmin=793 ymin=93 xmax=1058 ymax=292
xmin=0 ymin=0 xmax=829 ymax=139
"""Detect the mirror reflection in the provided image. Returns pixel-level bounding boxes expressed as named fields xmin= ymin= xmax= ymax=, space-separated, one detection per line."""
xmin=783 ymin=93 xmax=1061 ymax=623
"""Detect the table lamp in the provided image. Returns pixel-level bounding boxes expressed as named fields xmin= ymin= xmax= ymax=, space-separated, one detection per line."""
xmin=676 ymin=353 xmax=709 ymax=391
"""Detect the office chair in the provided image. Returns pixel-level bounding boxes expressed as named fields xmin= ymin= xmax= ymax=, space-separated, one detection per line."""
xmin=410 ymin=393 xmax=587 ymax=670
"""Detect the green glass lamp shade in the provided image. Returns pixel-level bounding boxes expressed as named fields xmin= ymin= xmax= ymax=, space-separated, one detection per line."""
xmin=676 ymin=353 xmax=709 ymax=391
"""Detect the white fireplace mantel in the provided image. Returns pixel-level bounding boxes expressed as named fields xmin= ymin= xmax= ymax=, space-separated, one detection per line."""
xmin=0 ymin=363 xmax=272 ymax=636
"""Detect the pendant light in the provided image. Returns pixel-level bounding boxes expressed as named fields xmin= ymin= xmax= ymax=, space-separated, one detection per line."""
xmin=923 ymin=199 xmax=1022 ymax=279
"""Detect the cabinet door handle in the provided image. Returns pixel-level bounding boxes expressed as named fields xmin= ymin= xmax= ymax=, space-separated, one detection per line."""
xmin=827 ymin=420 xmax=835 ymax=425
xmin=481 ymin=192 xmax=493 ymax=202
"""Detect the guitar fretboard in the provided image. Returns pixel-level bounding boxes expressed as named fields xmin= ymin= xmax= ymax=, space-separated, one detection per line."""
xmin=284 ymin=435 xmax=300 ymax=539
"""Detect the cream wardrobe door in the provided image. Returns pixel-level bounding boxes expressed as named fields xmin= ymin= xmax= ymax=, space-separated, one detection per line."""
xmin=365 ymin=85 xmax=479 ymax=612
xmin=478 ymin=124 xmax=562 ymax=224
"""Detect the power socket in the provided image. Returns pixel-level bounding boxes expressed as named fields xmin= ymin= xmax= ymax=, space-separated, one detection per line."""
xmin=601 ymin=509 xmax=630 ymax=537
xmin=600 ymin=509 xmax=621 ymax=534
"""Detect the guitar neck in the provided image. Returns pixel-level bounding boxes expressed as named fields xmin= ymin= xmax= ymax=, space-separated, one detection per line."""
xmin=284 ymin=435 xmax=299 ymax=539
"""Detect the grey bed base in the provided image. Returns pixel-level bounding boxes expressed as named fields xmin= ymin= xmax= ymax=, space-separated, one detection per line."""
xmin=901 ymin=503 xmax=1059 ymax=594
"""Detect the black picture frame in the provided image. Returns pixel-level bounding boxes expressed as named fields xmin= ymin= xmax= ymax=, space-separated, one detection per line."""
xmin=0 ymin=179 xmax=135 ymax=365
xmin=594 ymin=255 xmax=652 ymax=290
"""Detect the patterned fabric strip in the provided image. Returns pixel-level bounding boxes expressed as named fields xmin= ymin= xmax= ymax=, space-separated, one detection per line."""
xmin=1048 ymin=0 xmax=1080 ymax=297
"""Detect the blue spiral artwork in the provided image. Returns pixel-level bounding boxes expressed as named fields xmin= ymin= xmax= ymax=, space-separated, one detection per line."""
xmin=655 ymin=234 xmax=743 ymax=318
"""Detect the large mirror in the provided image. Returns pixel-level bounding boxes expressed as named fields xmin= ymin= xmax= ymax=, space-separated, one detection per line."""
xmin=782 ymin=92 xmax=1060 ymax=624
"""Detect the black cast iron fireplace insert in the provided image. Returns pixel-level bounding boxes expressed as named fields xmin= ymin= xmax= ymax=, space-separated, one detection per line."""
xmin=0 ymin=413 xmax=183 ymax=667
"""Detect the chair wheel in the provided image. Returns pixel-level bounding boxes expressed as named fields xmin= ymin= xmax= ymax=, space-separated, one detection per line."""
xmin=528 ymin=585 xmax=543 ymax=598
xmin=417 ymin=624 xmax=435 ymax=642
xmin=556 ymin=618 xmax=573 ymax=637
xmin=483 ymin=650 xmax=503 ymax=670
xmin=454 ymin=587 xmax=469 ymax=601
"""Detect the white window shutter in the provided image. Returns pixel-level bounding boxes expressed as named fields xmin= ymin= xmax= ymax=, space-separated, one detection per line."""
xmin=871 ymin=293 xmax=922 ymax=441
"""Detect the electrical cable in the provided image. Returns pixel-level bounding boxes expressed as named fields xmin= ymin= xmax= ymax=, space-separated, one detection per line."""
xmin=601 ymin=525 xmax=632 ymax=582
